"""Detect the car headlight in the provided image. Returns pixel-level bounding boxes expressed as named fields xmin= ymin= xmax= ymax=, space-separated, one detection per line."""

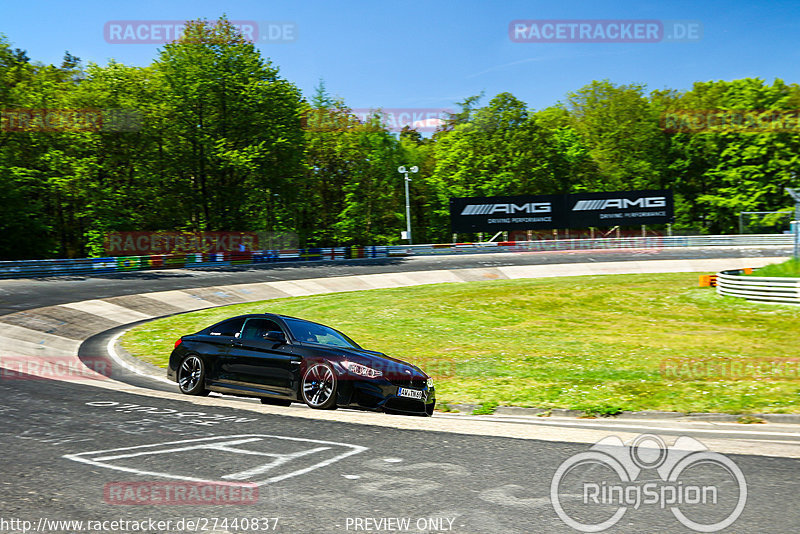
xmin=427 ymin=377 xmax=434 ymax=388
xmin=343 ymin=361 xmax=383 ymax=378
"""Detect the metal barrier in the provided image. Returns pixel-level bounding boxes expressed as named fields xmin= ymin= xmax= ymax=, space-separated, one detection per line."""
xmin=0 ymin=246 xmax=388 ymax=279
xmin=0 ymin=234 xmax=792 ymax=280
xmin=716 ymin=269 xmax=800 ymax=305
xmin=391 ymin=234 xmax=792 ymax=256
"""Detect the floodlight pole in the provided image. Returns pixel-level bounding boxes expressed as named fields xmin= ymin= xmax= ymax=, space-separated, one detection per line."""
xmin=787 ymin=187 xmax=800 ymax=258
xmin=398 ymin=165 xmax=418 ymax=244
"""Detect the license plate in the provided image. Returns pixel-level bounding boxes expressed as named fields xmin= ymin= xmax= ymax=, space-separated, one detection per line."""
xmin=397 ymin=387 xmax=423 ymax=400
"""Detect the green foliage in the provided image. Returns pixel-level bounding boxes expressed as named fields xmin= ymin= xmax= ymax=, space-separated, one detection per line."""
xmin=301 ymin=89 xmax=407 ymax=245
xmin=736 ymin=415 xmax=766 ymax=424
xmin=578 ymin=404 xmax=624 ymax=418
xmin=566 ymin=80 xmax=669 ymax=192
xmin=154 ymin=17 xmax=305 ymax=233
xmin=1 ymin=26 xmax=800 ymax=258
xmin=751 ymin=258 xmax=800 ymax=277
xmin=666 ymin=79 xmax=800 ymax=233
xmin=472 ymin=401 xmax=499 ymax=415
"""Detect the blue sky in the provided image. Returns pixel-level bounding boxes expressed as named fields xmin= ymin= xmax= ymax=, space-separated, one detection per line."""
xmin=2 ymin=0 xmax=799 ymax=111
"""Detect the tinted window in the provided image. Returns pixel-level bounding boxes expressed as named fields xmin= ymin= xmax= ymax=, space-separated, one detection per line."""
xmin=208 ymin=317 xmax=246 ymax=337
xmin=241 ymin=318 xmax=283 ymax=340
xmin=283 ymin=318 xmax=359 ymax=348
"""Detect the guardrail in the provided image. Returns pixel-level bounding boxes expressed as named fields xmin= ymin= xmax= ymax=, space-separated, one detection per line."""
xmin=0 ymin=234 xmax=792 ymax=280
xmin=392 ymin=234 xmax=792 ymax=256
xmin=716 ymin=269 xmax=800 ymax=305
xmin=0 ymin=246 xmax=389 ymax=279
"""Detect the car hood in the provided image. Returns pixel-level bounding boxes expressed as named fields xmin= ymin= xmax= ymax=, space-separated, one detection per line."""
xmin=336 ymin=347 xmax=428 ymax=379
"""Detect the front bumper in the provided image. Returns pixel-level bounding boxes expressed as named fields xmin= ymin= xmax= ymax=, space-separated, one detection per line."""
xmin=339 ymin=379 xmax=435 ymax=416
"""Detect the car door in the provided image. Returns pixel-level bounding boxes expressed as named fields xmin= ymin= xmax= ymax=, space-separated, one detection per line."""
xmin=195 ymin=316 xmax=246 ymax=383
xmin=224 ymin=317 xmax=301 ymax=395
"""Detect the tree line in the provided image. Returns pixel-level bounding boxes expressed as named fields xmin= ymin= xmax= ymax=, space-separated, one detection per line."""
xmin=1 ymin=17 xmax=798 ymax=259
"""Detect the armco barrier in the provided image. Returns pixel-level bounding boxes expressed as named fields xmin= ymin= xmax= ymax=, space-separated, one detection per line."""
xmin=391 ymin=234 xmax=792 ymax=257
xmin=0 ymin=246 xmax=388 ymax=279
xmin=0 ymin=234 xmax=792 ymax=279
xmin=716 ymin=269 xmax=800 ymax=305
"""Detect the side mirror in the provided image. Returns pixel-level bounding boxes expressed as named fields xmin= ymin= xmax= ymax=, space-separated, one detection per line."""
xmin=264 ymin=331 xmax=286 ymax=343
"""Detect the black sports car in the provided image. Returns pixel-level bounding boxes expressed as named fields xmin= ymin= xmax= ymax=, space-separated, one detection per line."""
xmin=167 ymin=313 xmax=435 ymax=416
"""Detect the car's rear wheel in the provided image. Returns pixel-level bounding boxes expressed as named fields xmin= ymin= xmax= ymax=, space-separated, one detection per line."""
xmin=177 ymin=355 xmax=209 ymax=396
xmin=302 ymin=363 xmax=337 ymax=409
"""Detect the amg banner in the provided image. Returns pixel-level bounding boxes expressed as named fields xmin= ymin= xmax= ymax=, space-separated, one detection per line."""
xmin=567 ymin=189 xmax=674 ymax=228
xmin=450 ymin=189 xmax=673 ymax=232
xmin=449 ymin=194 xmax=566 ymax=233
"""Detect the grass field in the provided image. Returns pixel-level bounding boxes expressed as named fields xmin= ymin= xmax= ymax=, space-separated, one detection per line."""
xmin=752 ymin=258 xmax=800 ymax=277
xmin=122 ymin=273 xmax=800 ymax=415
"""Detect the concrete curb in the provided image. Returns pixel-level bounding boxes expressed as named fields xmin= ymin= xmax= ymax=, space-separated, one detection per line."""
xmin=485 ymin=406 xmax=799 ymax=424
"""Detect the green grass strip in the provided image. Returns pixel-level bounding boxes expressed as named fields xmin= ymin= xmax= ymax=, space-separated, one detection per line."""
xmin=122 ymin=273 xmax=800 ymax=414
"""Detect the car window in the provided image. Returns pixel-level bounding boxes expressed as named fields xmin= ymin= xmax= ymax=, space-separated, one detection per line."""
xmin=240 ymin=318 xmax=283 ymax=340
xmin=283 ymin=318 xmax=359 ymax=348
xmin=208 ymin=317 xmax=246 ymax=337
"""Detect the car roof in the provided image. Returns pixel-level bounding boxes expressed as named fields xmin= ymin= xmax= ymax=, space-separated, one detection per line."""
xmin=234 ymin=313 xmax=327 ymax=328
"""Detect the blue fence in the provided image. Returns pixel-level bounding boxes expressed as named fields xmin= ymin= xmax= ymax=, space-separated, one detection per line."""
xmin=0 ymin=246 xmax=389 ymax=279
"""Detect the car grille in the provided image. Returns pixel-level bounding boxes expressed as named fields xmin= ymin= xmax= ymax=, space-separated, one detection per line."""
xmin=387 ymin=377 xmax=426 ymax=389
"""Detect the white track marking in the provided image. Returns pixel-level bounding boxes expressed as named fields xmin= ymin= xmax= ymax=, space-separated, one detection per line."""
xmin=106 ymin=331 xmax=173 ymax=384
xmin=64 ymin=434 xmax=368 ymax=486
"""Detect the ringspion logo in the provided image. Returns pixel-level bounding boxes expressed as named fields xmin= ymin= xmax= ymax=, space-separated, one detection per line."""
xmin=551 ymin=434 xmax=746 ymax=532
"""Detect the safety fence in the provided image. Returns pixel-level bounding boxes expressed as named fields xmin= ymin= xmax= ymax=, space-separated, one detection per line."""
xmin=392 ymin=233 xmax=793 ymax=256
xmin=0 ymin=246 xmax=389 ymax=279
xmin=0 ymin=234 xmax=792 ymax=279
xmin=716 ymin=269 xmax=800 ymax=305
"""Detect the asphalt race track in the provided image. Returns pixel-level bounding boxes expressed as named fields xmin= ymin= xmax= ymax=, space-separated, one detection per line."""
xmin=0 ymin=245 xmax=791 ymax=315
xmin=2 ymin=246 xmax=800 ymax=533
xmin=2 ymin=364 xmax=800 ymax=533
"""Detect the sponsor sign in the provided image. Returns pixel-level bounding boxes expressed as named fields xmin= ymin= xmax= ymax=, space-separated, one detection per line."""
xmin=450 ymin=190 xmax=673 ymax=232
xmin=567 ymin=189 xmax=673 ymax=228
xmin=105 ymin=231 xmax=259 ymax=255
xmin=450 ymin=194 xmax=565 ymax=233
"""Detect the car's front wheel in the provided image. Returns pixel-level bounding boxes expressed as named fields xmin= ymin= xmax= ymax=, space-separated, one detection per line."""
xmin=301 ymin=363 xmax=338 ymax=409
xmin=177 ymin=355 xmax=209 ymax=396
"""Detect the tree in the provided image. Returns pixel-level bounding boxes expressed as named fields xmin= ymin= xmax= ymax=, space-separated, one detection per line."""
xmin=154 ymin=17 xmax=305 ymax=233
xmin=431 ymin=92 xmax=561 ymax=198
xmin=567 ymin=80 xmax=669 ymax=192
xmin=665 ymin=78 xmax=800 ymax=232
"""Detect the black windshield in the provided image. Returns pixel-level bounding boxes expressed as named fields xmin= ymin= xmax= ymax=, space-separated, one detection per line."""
xmin=283 ymin=318 xmax=360 ymax=349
